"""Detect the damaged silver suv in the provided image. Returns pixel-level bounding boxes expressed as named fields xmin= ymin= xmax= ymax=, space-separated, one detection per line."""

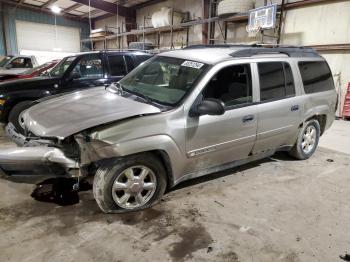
xmin=0 ymin=45 xmax=337 ymax=213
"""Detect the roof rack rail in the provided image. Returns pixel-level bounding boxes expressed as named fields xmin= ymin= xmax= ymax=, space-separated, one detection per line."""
xmin=230 ymin=47 xmax=320 ymax=58
xmin=183 ymin=44 xmax=258 ymax=49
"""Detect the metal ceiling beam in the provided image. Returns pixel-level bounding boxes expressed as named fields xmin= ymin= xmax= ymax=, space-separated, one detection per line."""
xmin=63 ymin=3 xmax=83 ymax=13
xmin=1 ymin=0 xmax=88 ymax=21
xmin=71 ymin=0 xmax=134 ymax=17
xmin=133 ymin=0 xmax=167 ymax=9
xmin=81 ymin=9 xmax=103 ymax=18
xmin=41 ymin=0 xmax=57 ymax=9
xmin=283 ymin=0 xmax=349 ymax=9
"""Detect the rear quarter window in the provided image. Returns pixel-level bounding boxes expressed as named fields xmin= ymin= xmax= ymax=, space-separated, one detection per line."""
xmin=298 ymin=61 xmax=334 ymax=94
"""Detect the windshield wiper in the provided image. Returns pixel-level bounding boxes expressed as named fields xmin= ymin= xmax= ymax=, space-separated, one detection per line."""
xmin=106 ymin=83 xmax=160 ymax=107
xmin=106 ymin=82 xmax=124 ymax=95
xmin=132 ymin=91 xmax=155 ymax=105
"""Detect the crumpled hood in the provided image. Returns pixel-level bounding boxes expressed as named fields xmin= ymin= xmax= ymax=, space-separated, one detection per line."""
xmin=23 ymin=87 xmax=162 ymax=138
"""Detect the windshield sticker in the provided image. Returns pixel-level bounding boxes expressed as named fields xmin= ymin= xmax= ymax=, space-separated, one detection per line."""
xmin=181 ymin=61 xmax=204 ymax=69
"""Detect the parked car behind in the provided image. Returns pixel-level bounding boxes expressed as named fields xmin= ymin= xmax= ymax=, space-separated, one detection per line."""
xmin=0 ymin=50 xmax=153 ymax=133
xmin=0 ymin=60 xmax=59 ymax=83
xmin=0 ymin=45 xmax=337 ymax=213
xmin=0 ymin=55 xmax=39 ymax=75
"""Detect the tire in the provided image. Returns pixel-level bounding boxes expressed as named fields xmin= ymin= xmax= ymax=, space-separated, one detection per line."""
xmin=8 ymin=101 xmax=34 ymax=135
xmin=289 ymin=119 xmax=321 ymax=160
xmin=217 ymin=0 xmax=254 ymax=17
xmin=93 ymin=153 xmax=167 ymax=213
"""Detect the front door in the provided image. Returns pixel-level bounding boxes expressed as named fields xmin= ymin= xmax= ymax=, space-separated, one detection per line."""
xmin=185 ymin=63 xmax=258 ymax=173
xmin=252 ymin=61 xmax=303 ymax=154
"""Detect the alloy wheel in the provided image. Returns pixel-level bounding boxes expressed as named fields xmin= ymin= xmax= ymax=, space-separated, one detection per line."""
xmin=301 ymin=125 xmax=317 ymax=154
xmin=112 ymin=165 xmax=157 ymax=209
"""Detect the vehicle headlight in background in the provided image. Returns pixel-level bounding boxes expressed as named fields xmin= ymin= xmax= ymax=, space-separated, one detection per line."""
xmin=0 ymin=99 xmax=6 ymax=106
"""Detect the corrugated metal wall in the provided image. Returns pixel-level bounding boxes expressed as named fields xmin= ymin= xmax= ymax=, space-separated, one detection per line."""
xmin=0 ymin=3 xmax=90 ymax=56
xmin=0 ymin=4 xmax=6 ymax=56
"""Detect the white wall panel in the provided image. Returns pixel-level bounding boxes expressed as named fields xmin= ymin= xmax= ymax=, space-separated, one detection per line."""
xmin=15 ymin=20 xmax=81 ymax=53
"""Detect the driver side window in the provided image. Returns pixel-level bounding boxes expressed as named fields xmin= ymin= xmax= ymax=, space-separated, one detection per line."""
xmin=70 ymin=55 xmax=103 ymax=80
xmin=202 ymin=64 xmax=253 ymax=109
xmin=10 ymin=57 xmax=33 ymax=68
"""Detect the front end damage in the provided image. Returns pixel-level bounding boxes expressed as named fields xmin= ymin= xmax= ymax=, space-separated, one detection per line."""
xmin=0 ymin=123 xmax=117 ymax=179
xmin=0 ymin=124 xmax=79 ymax=177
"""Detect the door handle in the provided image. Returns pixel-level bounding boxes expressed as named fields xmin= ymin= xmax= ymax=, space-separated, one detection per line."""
xmin=291 ymin=105 xmax=299 ymax=111
xmin=242 ymin=115 xmax=255 ymax=123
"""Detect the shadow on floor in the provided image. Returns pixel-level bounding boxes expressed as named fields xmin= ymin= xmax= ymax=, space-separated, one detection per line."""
xmin=3 ymin=151 xmax=295 ymax=207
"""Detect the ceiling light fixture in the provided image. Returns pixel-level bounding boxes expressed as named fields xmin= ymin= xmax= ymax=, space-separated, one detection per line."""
xmin=51 ymin=5 xmax=61 ymax=14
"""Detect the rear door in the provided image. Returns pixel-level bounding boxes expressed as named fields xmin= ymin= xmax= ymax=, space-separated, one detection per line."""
xmin=106 ymin=54 xmax=128 ymax=84
xmin=252 ymin=61 xmax=303 ymax=154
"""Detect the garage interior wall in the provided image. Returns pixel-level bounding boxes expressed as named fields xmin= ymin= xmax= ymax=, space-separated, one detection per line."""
xmin=15 ymin=20 xmax=81 ymax=53
xmin=91 ymin=0 xmax=349 ymax=117
xmin=279 ymin=2 xmax=350 ymax=116
xmin=136 ymin=0 xmax=203 ymax=48
xmin=0 ymin=3 xmax=91 ymax=56
xmin=94 ymin=15 xmax=127 ymax=50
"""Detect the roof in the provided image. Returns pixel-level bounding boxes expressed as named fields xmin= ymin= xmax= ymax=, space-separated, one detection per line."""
xmin=160 ymin=48 xmax=237 ymax=65
xmin=69 ymin=49 xmax=153 ymax=56
xmin=159 ymin=45 xmax=320 ymax=65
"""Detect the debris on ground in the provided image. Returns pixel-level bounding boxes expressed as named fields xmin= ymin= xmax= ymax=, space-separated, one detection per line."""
xmin=340 ymin=253 xmax=350 ymax=261
xmin=31 ymin=177 xmax=92 ymax=206
xmin=214 ymin=200 xmax=225 ymax=207
xmin=327 ymin=159 xmax=335 ymax=162
xmin=207 ymin=246 xmax=213 ymax=253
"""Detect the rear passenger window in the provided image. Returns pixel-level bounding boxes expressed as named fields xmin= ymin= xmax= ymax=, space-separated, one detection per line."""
xmin=135 ymin=55 xmax=152 ymax=66
xmin=108 ymin=55 xmax=127 ymax=76
xmin=298 ymin=61 xmax=334 ymax=94
xmin=124 ymin=56 xmax=134 ymax=72
xmin=258 ymin=62 xmax=295 ymax=101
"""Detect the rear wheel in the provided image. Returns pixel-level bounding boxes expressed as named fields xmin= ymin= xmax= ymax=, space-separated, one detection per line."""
xmin=93 ymin=153 xmax=167 ymax=213
xmin=289 ymin=119 xmax=320 ymax=160
xmin=8 ymin=101 xmax=34 ymax=135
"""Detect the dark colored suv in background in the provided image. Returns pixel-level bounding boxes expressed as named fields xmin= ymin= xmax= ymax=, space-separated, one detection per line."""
xmin=0 ymin=50 xmax=153 ymax=133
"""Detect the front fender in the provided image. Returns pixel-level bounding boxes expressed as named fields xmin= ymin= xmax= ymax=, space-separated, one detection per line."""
xmin=76 ymin=134 xmax=184 ymax=179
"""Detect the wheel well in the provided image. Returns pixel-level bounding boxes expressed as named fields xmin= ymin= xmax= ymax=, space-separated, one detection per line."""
xmin=306 ymin=114 xmax=327 ymax=135
xmin=5 ymin=99 xmax=35 ymax=122
xmin=150 ymin=150 xmax=174 ymax=190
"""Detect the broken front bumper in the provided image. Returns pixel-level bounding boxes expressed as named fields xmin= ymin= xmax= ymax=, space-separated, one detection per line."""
xmin=0 ymin=145 xmax=78 ymax=177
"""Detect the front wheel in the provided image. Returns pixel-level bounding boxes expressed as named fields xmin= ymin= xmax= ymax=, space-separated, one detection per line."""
xmin=93 ymin=153 xmax=167 ymax=213
xmin=289 ymin=119 xmax=320 ymax=160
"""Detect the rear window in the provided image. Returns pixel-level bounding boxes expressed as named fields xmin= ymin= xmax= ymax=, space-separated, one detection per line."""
xmin=298 ymin=61 xmax=334 ymax=94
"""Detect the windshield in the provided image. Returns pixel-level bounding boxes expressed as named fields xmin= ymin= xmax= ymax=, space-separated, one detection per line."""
xmin=118 ymin=56 xmax=207 ymax=106
xmin=50 ymin=56 xmax=76 ymax=77
xmin=0 ymin=56 xmax=13 ymax=67
xmin=20 ymin=62 xmax=53 ymax=75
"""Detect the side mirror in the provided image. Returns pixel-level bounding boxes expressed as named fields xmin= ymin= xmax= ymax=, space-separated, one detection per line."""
xmin=190 ymin=98 xmax=225 ymax=117
xmin=5 ymin=64 xmax=13 ymax=69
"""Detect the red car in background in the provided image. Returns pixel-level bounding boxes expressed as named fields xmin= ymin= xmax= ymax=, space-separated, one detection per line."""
xmin=0 ymin=60 xmax=59 ymax=82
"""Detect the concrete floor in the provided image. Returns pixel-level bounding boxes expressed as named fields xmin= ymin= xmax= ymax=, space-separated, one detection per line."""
xmin=1 ymin=120 xmax=350 ymax=262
